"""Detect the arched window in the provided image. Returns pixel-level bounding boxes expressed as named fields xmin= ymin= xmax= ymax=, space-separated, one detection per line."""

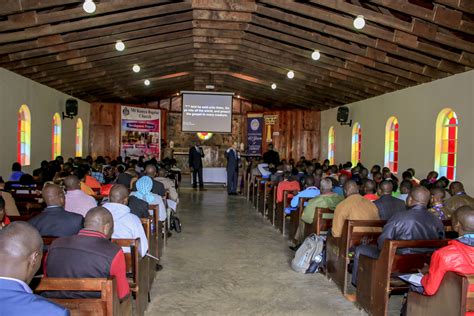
xmin=328 ymin=126 xmax=335 ymax=164
xmin=435 ymin=108 xmax=458 ymax=180
xmin=17 ymin=104 xmax=31 ymax=166
xmin=351 ymin=122 xmax=361 ymax=165
xmin=75 ymin=118 xmax=83 ymax=157
xmin=384 ymin=117 xmax=399 ymax=173
xmin=52 ymin=113 xmax=61 ymax=159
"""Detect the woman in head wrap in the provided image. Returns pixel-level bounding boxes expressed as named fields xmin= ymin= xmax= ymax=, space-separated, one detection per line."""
xmin=129 ymin=176 xmax=166 ymax=221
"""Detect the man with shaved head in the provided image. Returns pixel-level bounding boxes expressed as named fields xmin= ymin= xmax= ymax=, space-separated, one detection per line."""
xmin=0 ymin=222 xmax=69 ymax=315
xmin=64 ymin=175 xmax=97 ymax=217
xmin=29 ymin=184 xmax=83 ymax=237
xmin=445 ymin=181 xmax=474 ymax=217
xmin=103 ymin=184 xmax=148 ymax=257
xmin=132 ymin=164 xmax=165 ymax=196
xmin=44 ymin=207 xmax=130 ymax=300
xmin=331 ymin=180 xmax=379 ymax=238
xmin=352 ymin=186 xmax=445 ymax=286
xmin=375 ymin=180 xmax=406 ymax=220
xmin=420 ymin=206 xmax=474 ymax=295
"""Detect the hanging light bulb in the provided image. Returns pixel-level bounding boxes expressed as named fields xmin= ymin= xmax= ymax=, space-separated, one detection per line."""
xmin=144 ymin=79 xmax=150 ymax=86
xmin=353 ymin=15 xmax=366 ymax=30
xmin=132 ymin=64 xmax=140 ymax=73
xmin=115 ymin=40 xmax=125 ymax=52
xmin=287 ymin=70 xmax=295 ymax=79
xmin=83 ymin=0 xmax=96 ymax=14
xmin=271 ymin=83 xmax=277 ymax=90
xmin=311 ymin=50 xmax=321 ymax=61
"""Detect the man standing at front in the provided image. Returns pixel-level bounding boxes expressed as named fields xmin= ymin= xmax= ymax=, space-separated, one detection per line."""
xmin=225 ymin=142 xmax=240 ymax=195
xmin=189 ymin=141 xmax=205 ymax=189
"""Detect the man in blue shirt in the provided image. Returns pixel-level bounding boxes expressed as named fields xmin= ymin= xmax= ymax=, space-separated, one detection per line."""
xmin=0 ymin=221 xmax=69 ymax=316
xmin=287 ymin=176 xmax=320 ymax=214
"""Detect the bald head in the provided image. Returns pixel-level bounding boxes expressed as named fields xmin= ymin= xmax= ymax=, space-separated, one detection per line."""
xmin=453 ymin=206 xmax=474 ymax=235
xmin=42 ymin=184 xmax=65 ymax=207
xmin=344 ymin=180 xmax=359 ymax=197
xmin=145 ymin=164 xmax=157 ymax=177
xmin=0 ymin=222 xmax=43 ymax=283
xmin=85 ymin=207 xmax=114 ymax=238
xmin=64 ymin=175 xmax=81 ymax=191
xmin=449 ymin=181 xmax=465 ymax=195
xmin=407 ymin=186 xmax=431 ymax=208
xmin=363 ymin=180 xmax=377 ymax=195
xmin=379 ymin=180 xmax=393 ymax=195
xmin=109 ymin=184 xmax=129 ymax=204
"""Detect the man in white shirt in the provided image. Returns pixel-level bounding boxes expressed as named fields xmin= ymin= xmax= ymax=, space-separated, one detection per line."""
xmin=103 ymin=184 xmax=148 ymax=257
xmin=64 ymin=175 xmax=97 ymax=217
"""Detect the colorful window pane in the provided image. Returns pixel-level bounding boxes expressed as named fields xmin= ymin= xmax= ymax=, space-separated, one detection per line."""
xmin=52 ymin=113 xmax=61 ymax=159
xmin=75 ymin=118 xmax=83 ymax=157
xmin=328 ymin=126 xmax=335 ymax=165
xmin=17 ymin=104 xmax=31 ymax=166
xmin=351 ymin=122 xmax=361 ymax=165
xmin=384 ymin=117 xmax=399 ymax=173
xmin=435 ymin=109 xmax=458 ymax=180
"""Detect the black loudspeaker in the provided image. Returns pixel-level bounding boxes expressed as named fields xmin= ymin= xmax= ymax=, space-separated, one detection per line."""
xmin=63 ymin=99 xmax=78 ymax=119
xmin=337 ymin=106 xmax=352 ymax=126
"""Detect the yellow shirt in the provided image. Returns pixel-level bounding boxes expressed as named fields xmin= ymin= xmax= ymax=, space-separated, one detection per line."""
xmin=331 ymin=194 xmax=380 ymax=238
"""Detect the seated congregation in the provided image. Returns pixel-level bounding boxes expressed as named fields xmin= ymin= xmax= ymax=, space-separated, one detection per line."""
xmin=247 ymin=157 xmax=474 ymax=315
xmin=0 ymin=155 xmax=181 ymax=316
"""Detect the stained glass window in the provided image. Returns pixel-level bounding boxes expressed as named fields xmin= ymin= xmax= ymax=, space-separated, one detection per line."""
xmin=52 ymin=113 xmax=61 ymax=159
xmin=328 ymin=126 xmax=335 ymax=165
xmin=17 ymin=104 xmax=31 ymax=166
xmin=384 ymin=117 xmax=399 ymax=173
xmin=435 ymin=109 xmax=458 ymax=180
xmin=351 ymin=122 xmax=361 ymax=165
xmin=76 ymin=118 xmax=83 ymax=157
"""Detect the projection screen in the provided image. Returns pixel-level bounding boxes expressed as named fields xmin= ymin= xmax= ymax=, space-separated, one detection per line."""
xmin=181 ymin=91 xmax=233 ymax=133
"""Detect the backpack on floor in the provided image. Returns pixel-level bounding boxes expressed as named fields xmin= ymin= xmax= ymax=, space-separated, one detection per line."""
xmin=169 ymin=214 xmax=182 ymax=233
xmin=291 ymin=234 xmax=326 ymax=274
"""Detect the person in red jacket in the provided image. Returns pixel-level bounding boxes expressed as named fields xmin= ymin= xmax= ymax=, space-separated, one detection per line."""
xmin=0 ymin=196 xmax=10 ymax=230
xmin=418 ymin=205 xmax=474 ymax=315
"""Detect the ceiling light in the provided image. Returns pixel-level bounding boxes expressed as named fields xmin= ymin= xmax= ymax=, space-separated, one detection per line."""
xmin=144 ymin=79 xmax=150 ymax=86
xmin=287 ymin=70 xmax=294 ymax=79
xmin=115 ymin=40 xmax=125 ymax=52
xmin=311 ymin=50 xmax=321 ymax=61
xmin=83 ymin=0 xmax=96 ymax=14
xmin=176 ymin=93 xmax=179 ymax=96
xmin=271 ymin=83 xmax=277 ymax=90
xmin=132 ymin=64 xmax=140 ymax=73
xmin=353 ymin=15 xmax=365 ymax=30
xmin=237 ymin=95 xmax=240 ymax=99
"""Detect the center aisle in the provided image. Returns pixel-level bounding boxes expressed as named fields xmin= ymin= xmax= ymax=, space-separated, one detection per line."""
xmin=147 ymin=185 xmax=365 ymax=315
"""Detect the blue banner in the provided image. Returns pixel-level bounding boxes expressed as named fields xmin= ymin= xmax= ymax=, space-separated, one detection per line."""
xmin=246 ymin=114 xmax=263 ymax=155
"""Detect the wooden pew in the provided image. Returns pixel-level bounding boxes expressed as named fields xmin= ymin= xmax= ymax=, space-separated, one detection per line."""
xmin=36 ymin=277 xmax=132 ymax=316
xmin=9 ymin=214 xmax=33 ymax=222
xmin=257 ymin=179 xmax=267 ymax=216
xmin=112 ymin=238 xmax=149 ymax=316
xmin=140 ymin=217 xmax=156 ymax=289
xmin=263 ymin=181 xmax=274 ymax=222
xmin=245 ymin=172 xmax=251 ymax=201
xmin=326 ymin=220 xmax=386 ymax=296
xmin=287 ymin=197 xmax=311 ymax=242
xmin=356 ymin=239 xmax=449 ymax=316
xmin=407 ymin=272 xmax=474 ymax=316
xmin=303 ymin=208 xmax=333 ymax=238
xmin=251 ymin=176 xmax=261 ymax=208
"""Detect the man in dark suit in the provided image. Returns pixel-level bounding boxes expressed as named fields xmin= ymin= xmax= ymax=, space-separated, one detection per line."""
xmin=189 ymin=141 xmax=205 ymax=189
xmin=29 ymin=184 xmax=83 ymax=237
xmin=262 ymin=143 xmax=280 ymax=167
xmin=374 ymin=180 xmax=407 ymax=220
xmin=225 ymin=142 xmax=240 ymax=195
xmin=0 ymin=222 xmax=69 ymax=315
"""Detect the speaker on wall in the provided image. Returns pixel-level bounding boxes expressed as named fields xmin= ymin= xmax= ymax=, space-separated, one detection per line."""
xmin=336 ymin=106 xmax=352 ymax=126
xmin=63 ymin=99 xmax=78 ymax=119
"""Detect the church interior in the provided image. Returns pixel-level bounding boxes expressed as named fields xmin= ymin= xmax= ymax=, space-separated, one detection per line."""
xmin=0 ymin=1 xmax=473 ymax=315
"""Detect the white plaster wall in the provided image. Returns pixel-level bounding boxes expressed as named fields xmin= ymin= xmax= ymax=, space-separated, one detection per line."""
xmin=0 ymin=67 xmax=90 ymax=178
xmin=320 ymin=70 xmax=474 ymax=193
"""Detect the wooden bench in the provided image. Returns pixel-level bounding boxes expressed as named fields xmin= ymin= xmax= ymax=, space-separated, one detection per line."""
xmin=257 ymin=179 xmax=267 ymax=216
xmin=287 ymin=197 xmax=311 ymax=241
xmin=303 ymin=208 xmax=333 ymax=238
xmin=263 ymin=181 xmax=274 ymax=222
xmin=252 ymin=176 xmax=261 ymax=208
xmin=112 ymin=238 xmax=149 ymax=316
xmin=140 ymin=217 xmax=156 ymax=289
xmin=326 ymin=220 xmax=386 ymax=296
xmin=356 ymin=239 xmax=449 ymax=316
xmin=407 ymin=272 xmax=474 ymax=316
xmin=36 ymin=277 xmax=132 ymax=316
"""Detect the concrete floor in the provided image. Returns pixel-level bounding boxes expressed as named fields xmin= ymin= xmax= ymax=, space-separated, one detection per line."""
xmin=147 ymin=185 xmax=366 ymax=315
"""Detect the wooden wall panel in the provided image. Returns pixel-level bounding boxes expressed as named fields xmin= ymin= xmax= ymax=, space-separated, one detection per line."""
xmin=89 ymin=103 xmax=121 ymax=158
